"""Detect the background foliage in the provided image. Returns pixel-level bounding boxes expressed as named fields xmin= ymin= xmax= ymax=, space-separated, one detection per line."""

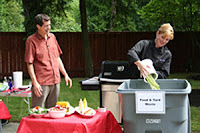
xmin=0 ymin=0 xmax=199 ymax=32
xmin=21 ymin=0 xmax=75 ymax=36
xmin=0 ymin=0 xmax=24 ymax=31
xmin=50 ymin=0 xmax=81 ymax=32
xmin=138 ymin=0 xmax=200 ymax=31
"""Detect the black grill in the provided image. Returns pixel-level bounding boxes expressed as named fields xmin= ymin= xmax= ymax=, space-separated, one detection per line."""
xmin=99 ymin=60 xmax=136 ymax=79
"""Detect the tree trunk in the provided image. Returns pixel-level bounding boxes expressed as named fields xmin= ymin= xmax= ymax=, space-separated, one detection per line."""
xmin=80 ymin=0 xmax=94 ymax=77
xmin=22 ymin=0 xmax=38 ymax=36
xmin=22 ymin=0 xmax=30 ymax=33
xmin=110 ymin=0 xmax=117 ymax=31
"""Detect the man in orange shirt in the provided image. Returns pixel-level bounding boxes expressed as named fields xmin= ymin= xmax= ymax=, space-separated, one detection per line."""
xmin=24 ymin=14 xmax=72 ymax=108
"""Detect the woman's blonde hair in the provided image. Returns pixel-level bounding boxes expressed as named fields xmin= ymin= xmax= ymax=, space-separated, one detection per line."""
xmin=158 ymin=23 xmax=174 ymax=40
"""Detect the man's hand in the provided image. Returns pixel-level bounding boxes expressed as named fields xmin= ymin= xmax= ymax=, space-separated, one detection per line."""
xmin=58 ymin=57 xmax=72 ymax=88
xmin=65 ymin=76 xmax=72 ymax=89
xmin=33 ymin=82 xmax=43 ymax=97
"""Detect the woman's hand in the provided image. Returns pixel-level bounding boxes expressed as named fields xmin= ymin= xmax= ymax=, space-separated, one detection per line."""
xmin=134 ymin=60 xmax=150 ymax=78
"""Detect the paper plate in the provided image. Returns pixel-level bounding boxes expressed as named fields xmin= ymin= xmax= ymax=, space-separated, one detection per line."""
xmin=66 ymin=106 xmax=75 ymax=115
xmin=0 ymin=83 xmax=8 ymax=92
xmin=30 ymin=113 xmax=46 ymax=118
xmin=75 ymin=107 xmax=96 ymax=117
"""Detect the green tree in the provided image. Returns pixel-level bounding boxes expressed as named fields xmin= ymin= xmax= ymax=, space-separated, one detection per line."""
xmin=0 ymin=0 xmax=24 ymax=31
xmin=22 ymin=0 xmax=73 ymax=36
xmin=80 ymin=0 xmax=94 ymax=77
xmin=112 ymin=0 xmax=138 ymax=31
xmin=50 ymin=0 xmax=81 ymax=32
xmin=86 ymin=0 xmax=140 ymax=31
xmin=138 ymin=0 xmax=200 ymax=31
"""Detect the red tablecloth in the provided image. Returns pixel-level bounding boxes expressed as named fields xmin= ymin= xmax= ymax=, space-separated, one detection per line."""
xmin=0 ymin=101 xmax=12 ymax=120
xmin=2 ymin=88 xmax=31 ymax=94
xmin=17 ymin=110 xmax=122 ymax=133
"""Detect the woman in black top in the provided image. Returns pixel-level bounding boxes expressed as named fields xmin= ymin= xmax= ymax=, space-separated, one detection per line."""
xmin=128 ymin=23 xmax=174 ymax=79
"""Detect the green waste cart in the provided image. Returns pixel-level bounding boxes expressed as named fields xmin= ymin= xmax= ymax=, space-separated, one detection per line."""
xmin=117 ymin=79 xmax=191 ymax=133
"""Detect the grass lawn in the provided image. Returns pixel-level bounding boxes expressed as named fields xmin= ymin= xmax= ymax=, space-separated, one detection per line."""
xmin=0 ymin=73 xmax=200 ymax=132
xmin=168 ymin=72 xmax=200 ymax=89
xmin=0 ymin=77 xmax=100 ymax=122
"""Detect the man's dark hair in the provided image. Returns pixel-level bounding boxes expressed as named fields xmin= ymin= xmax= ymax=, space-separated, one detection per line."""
xmin=34 ymin=14 xmax=50 ymax=26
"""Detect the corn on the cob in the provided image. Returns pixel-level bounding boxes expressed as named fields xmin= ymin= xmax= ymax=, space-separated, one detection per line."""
xmin=56 ymin=101 xmax=70 ymax=107
xmin=83 ymin=98 xmax=88 ymax=109
xmin=145 ymin=74 xmax=160 ymax=90
xmin=79 ymin=99 xmax=84 ymax=113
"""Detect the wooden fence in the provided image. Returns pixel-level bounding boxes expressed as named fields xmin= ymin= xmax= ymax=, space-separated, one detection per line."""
xmin=0 ymin=32 xmax=199 ymax=79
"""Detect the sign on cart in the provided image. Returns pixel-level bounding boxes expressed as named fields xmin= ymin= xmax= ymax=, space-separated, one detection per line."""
xmin=135 ymin=91 xmax=165 ymax=114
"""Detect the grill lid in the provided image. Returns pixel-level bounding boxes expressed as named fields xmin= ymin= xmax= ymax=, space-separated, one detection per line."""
xmin=99 ymin=60 xmax=136 ymax=79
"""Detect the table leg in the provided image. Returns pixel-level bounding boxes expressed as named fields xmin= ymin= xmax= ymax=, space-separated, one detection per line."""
xmin=23 ymin=97 xmax=30 ymax=109
xmin=0 ymin=120 xmax=2 ymax=133
xmin=28 ymin=97 xmax=30 ymax=109
xmin=6 ymin=96 xmax=8 ymax=108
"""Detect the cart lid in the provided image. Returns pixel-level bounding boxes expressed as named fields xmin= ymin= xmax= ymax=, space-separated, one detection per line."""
xmin=116 ymin=79 xmax=192 ymax=94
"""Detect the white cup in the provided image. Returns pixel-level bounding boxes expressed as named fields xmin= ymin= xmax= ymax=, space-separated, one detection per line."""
xmin=139 ymin=59 xmax=158 ymax=82
xmin=13 ymin=71 xmax=23 ymax=89
xmin=97 ymin=107 xmax=106 ymax=112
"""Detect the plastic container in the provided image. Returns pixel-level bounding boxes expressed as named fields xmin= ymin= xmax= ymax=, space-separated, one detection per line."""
xmin=139 ymin=59 xmax=158 ymax=82
xmin=97 ymin=107 xmax=106 ymax=112
xmin=117 ymin=79 xmax=191 ymax=133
